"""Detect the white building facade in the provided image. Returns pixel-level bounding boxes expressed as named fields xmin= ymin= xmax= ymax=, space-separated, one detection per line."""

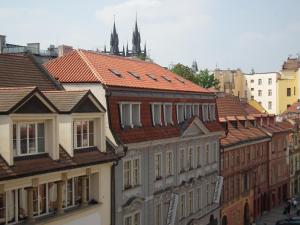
xmin=245 ymin=72 xmax=280 ymax=114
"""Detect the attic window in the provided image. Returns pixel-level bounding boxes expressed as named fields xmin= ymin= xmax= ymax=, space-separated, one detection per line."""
xmin=176 ymin=77 xmax=185 ymax=84
xmin=230 ymin=121 xmax=238 ymax=128
xmin=161 ymin=75 xmax=171 ymax=82
xmin=108 ymin=69 xmax=122 ymax=77
xmin=128 ymin=71 xmax=140 ymax=79
xmin=146 ymin=74 xmax=157 ymax=81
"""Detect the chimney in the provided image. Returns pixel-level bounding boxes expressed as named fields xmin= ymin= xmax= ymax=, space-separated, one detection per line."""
xmin=0 ymin=35 xmax=6 ymax=53
xmin=58 ymin=45 xmax=73 ymax=57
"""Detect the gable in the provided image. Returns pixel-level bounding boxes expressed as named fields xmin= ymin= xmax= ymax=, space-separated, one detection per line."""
xmin=181 ymin=117 xmax=210 ymax=137
xmin=73 ymin=97 xmax=101 ymax=113
xmin=14 ymin=95 xmax=53 ymax=114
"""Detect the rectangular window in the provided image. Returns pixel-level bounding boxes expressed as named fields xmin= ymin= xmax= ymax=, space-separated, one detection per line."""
xmin=166 ymin=151 xmax=173 ymax=176
xmin=251 ymin=96 xmax=254 ymax=100
xmin=205 ymin=144 xmax=209 ymax=165
xmin=185 ymin=104 xmax=192 ymax=119
xmin=13 ymin=122 xmax=45 ymax=156
xmin=163 ymin=103 xmax=173 ymax=125
xmin=268 ymin=101 xmax=272 ymax=110
xmin=180 ymin=194 xmax=186 ymax=219
xmin=268 ymin=89 xmax=272 ymax=96
xmin=177 ymin=104 xmax=185 ymax=123
xmin=268 ymin=78 xmax=272 ymax=85
xmin=155 ymin=153 xmax=162 ymax=180
xmin=196 ymin=146 xmax=201 ymax=167
xmin=187 ymin=147 xmax=193 ymax=170
xmin=213 ymin=142 xmax=217 ymax=162
xmin=287 ymin=88 xmax=291 ymax=97
xmin=251 ymin=88 xmax=254 ymax=91
xmin=124 ymin=211 xmax=141 ymax=225
xmin=251 ymin=79 xmax=254 ymax=83
xmin=193 ymin=104 xmax=199 ymax=116
xmin=179 ymin=149 xmax=185 ymax=172
xmin=152 ymin=103 xmax=162 ymax=126
xmin=155 ymin=203 xmax=162 ymax=225
xmin=258 ymin=79 xmax=262 ymax=85
xmin=206 ymin=183 xmax=210 ymax=206
xmin=188 ymin=191 xmax=194 ymax=215
xmin=202 ymin=104 xmax=209 ymax=122
xmin=258 ymin=90 xmax=262 ymax=96
xmin=197 ymin=188 xmax=201 ymax=210
xmin=209 ymin=104 xmax=216 ymax=121
xmin=123 ymin=158 xmax=140 ymax=189
xmin=119 ymin=103 xmax=141 ymax=128
xmin=74 ymin=120 xmax=95 ymax=148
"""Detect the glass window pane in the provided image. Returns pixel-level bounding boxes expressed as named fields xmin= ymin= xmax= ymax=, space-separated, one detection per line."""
xmin=82 ymin=121 xmax=88 ymax=134
xmin=76 ymin=135 xmax=82 ymax=148
xmin=28 ymin=124 xmax=35 ymax=139
xmin=67 ymin=179 xmax=73 ymax=207
xmin=48 ymin=183 xmax=57 ymax=212
xmin=20 ymin=139 xmax=27 ymax=154
xmin=89 ymin=121 xmax=94 ymax=134
xmin=39 ymin=184 xmax=46 ymax=214
xmin=38 ymin=137 xmax=45 ymax=153
xmin=18 ymin=189 xmax=27 ymax=220
xmin=82 ymin=133 xmax=88 ymax=147
xmin=13 ymin=124 xmax=17 ymax=156
xmin=89 ymin=134 xmax=94 ymax=146
xmin=29 ymin=138 xmax=36 ymax=154
xmin=33 ymin=189 xmax=38 ymax=215
xmin=37 ymin=123 xmax=44 ymax=138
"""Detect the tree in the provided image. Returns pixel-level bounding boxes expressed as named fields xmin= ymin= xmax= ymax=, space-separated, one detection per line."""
xmin=170 ymin=63 xmax=220 ymax=89
xmin=196 ymin=69 xmax=220 ymax=89
xmin=170 ymin=63 xmax=197 ymax=83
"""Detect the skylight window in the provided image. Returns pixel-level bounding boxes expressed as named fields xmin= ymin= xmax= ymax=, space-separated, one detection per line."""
xmin=146 ymin=74 xmax=157 ymax=81
xmin=161 ymin=75 xmax=171 ymax=82
xmin=108 ymin=69 xmax=122 ymax=77
xmin=176 ymin=77 xmax=185 ymax=84
xmin=128 ymin=71 xmax=140 ymax=79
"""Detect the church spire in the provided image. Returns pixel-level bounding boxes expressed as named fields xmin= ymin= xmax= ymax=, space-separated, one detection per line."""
xmin=132 ymin=17 xmax=141 ymax=55
xmin=110 ymin=18 xmax=119 ymax=55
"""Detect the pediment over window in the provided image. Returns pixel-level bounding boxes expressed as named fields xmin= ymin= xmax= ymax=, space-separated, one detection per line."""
xmin=14 ymin=94 xmax=56 ymax=114
xmin=181 ymin=117 xmax=210 ymax=137
xmin=122 ymin=196 xmax=145 ymax=213
xmin=73 ymin=95 xmax=102 ymax=113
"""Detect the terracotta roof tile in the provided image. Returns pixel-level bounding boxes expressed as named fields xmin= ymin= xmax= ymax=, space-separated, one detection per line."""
xmin=44 ymin=50 xmax=210 ymax=94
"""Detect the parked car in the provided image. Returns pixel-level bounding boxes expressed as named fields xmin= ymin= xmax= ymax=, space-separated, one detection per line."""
xmin=276 ymin=217 xmax=300 ymax=225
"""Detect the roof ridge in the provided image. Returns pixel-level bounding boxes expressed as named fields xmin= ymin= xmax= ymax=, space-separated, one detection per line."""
xmin=43 ymin=89 xmax=88 ymax=93
xmin=0 ymin=86 xmax=36 ymax=90
xmin=78 ymin=50 xmax=106 ymax=84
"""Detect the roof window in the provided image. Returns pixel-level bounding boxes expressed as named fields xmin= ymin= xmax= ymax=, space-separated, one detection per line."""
xmin=128 ymin=71 xmax=140 ymax=79
xmin=146 ymin=74 xmax=157 ymax=81
xmin=108 ymin=69 xmax=122 ymax=77
xmin=161 ymin=75 xmax=171 ymax=82
xmin=176 ymin=77 xmax=185 ymax=84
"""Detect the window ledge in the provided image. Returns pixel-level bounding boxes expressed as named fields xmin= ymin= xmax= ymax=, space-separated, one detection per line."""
xmin=32 ymin=203 xmax=101 ymax=225
xmin=123 ymin=184 xmax=141 ymax=192
xmin=14 ymin=153 xmax=48 ymax=161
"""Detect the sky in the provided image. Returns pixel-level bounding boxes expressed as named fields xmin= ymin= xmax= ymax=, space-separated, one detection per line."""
xmin=1 ymin=0 xmax=300 ymax=73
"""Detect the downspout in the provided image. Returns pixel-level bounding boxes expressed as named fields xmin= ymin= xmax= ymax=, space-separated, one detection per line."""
xmin=106 ymin=88 xmax=128 ymax=225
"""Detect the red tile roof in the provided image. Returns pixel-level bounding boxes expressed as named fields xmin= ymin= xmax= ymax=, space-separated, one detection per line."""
xmin=44 ymin=50 xmax=210 ymax=94
xmin=283 ymin=101 xmax=300 ymax=114
xmin=216 ymin=95 xmax=246 ymax=118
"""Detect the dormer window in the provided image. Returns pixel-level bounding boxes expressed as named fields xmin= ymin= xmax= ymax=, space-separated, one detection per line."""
xmin=193 ymin=104 xmax=199 ymax=116
xmin=74 ymin=120 xmax=95 ymax=149
xmin=151 ymin=103 xmax=162 ymax=126
xmin=185 ymin=104 xmax=192 ymax=119
xmin=163 ymin=103 xmax=173 ymax=125
xmin=209 ymin=104 xmax=216 ymax=121
xmin=119 ymin=102 xmax=141 ymax=128
xmin=202 ymin=104 xmax=209 ymax=122
xmin=13 ymin=122 xmax=45 ymax=156
xmin=177 ymin=104 xmax=185 ymax=123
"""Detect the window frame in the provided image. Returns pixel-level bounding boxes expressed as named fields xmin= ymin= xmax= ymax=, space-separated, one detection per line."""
xmin=193 ymin=104 xmax=199 ymax=116
xmin=123 ymin=157 xmax=141 ymax=190
xmin=154 ymin=152 xmax=163 ymax=180
xmin=163 ymin=103 xmax=173 ymax=125
xmin=179 ymin=148 xmax=186 ymax=173
xmin=180 ymin=193 xmax=186 ymax=219
xmin=119 ymin=102 xmax=141 ymax=128
xmin=74 ymin=119 xmax=95 ymax=149
xmin=13 ymin=121 xmax=45 ymax=156
xmin=166 ymin=151 xmax=173 ymax=176
xmin=176 ymin=103 xmax=185 ymax=123
xmin=155 ymin=202 xmax=162 ymax=225
xmin=124 ymin=210 xmax=141 ymax=225
xmin=188 ymin=190 xmax=194 ymax=215
xmin=151 ymin=103 xmax=162 ymax=126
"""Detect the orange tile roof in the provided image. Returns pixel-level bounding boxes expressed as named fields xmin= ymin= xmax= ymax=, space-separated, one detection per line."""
xmin=44 ymin=50 xmax=210 ymax=94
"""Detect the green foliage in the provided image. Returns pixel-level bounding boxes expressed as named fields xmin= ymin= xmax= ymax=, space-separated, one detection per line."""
xmin=170 ymin=63 xmax=220 ymax=89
